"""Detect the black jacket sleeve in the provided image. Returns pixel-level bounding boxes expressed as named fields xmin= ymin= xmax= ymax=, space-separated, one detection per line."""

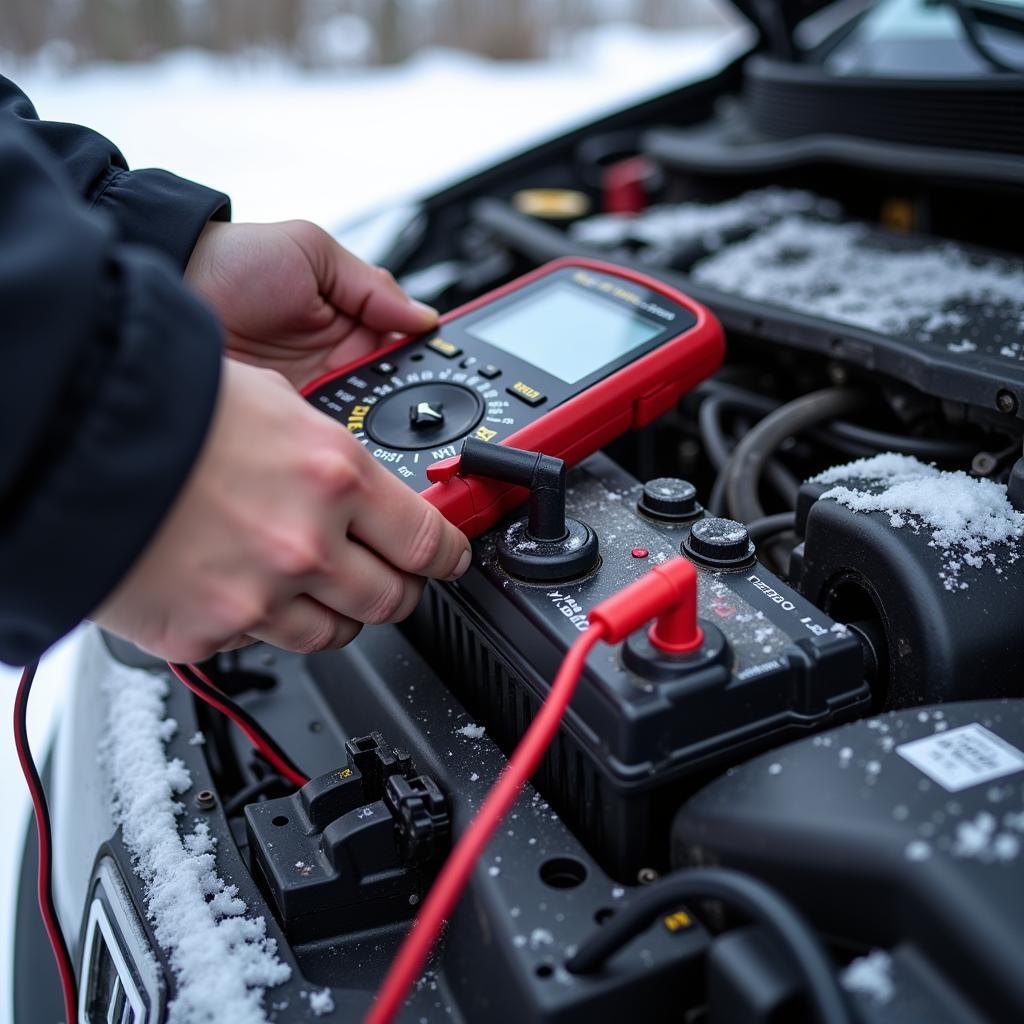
xmin=0 ymin=116 xmax=224 ymax=666
xmin=0 ymin=75 xmax=230 ymax=270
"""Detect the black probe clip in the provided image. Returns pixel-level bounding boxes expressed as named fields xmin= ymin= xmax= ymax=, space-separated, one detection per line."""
xmin=457 ymin=437 xmax=599 ymax=582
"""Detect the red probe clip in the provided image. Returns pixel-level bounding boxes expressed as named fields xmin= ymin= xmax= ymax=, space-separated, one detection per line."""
xmin=590 ymin=557 xmax=703 ymax=652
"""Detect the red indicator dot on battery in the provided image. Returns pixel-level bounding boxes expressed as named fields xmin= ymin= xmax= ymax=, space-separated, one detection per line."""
xmin=631 ymin=548 xmax=649 ymax=559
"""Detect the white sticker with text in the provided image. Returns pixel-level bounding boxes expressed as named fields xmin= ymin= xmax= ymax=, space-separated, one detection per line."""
xmin=896 ymin=723 xmax=1024 ymax=793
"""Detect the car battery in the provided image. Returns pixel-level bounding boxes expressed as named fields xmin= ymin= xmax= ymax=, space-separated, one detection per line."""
xmin=405 ymin=453 xmax=869 ymax=880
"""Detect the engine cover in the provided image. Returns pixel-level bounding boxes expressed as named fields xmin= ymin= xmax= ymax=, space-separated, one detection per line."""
xmin=791 ymin=455 xmax=1024 ymax=709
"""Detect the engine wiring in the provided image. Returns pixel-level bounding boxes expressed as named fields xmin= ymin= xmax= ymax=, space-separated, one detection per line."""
xmin=169 ymin=661 xmax=309 ymax=788
xmin=565 ymin=867 xmax=852 ymax=1024
xmin=14 ymin=654 xmax=309 ymax=1024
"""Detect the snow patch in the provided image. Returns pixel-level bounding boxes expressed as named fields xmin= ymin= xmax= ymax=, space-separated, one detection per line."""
xmin=306 ymin=989 xmax=335 ymax=1017
xmin=841 ymin=950 xmax=895 ymax=1005
xmin=692 ymin=215 xmax=1024 ymax=347
xmin=811 ymin=454 xmax=1024 ymax=591
xmin=571 ymin=187 xmax=840 ymax=252
xmin=100 ymin=662 xmax=290 ymax=1024
xmin=457 ymin=723 xmax=486 ymax=740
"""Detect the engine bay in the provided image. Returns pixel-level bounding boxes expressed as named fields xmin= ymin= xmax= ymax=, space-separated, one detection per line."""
xmin=57 ymin=32 xmax=1024 ymax=1024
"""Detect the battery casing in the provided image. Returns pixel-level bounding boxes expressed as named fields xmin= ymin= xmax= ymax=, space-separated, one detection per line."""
xmin=406 ymin=454 xmax=869 ymax=879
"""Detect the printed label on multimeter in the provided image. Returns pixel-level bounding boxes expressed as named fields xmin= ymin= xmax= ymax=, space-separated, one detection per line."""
xmin=302 ymin=258 xmax=723 ymax=533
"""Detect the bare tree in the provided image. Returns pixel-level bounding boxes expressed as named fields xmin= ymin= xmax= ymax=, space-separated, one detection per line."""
xmin=0 ymin=0 xmax=718 ymax=65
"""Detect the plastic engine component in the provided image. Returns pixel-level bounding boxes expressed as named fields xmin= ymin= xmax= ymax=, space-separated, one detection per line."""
xmin=791 ymin=469 xmax=1024 ymax=709
xmin=246 ymin=732 xmax=450 ymax=942
xmin=672 ymin=700 xmax=1024 ymax=1023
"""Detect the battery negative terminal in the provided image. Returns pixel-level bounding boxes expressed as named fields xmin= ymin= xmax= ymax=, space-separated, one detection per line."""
xmin=457 ymin=437 xmax=600 ymax=582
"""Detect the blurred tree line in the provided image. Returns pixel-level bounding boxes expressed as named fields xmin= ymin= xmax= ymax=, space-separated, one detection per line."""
xmin=0 ymin=0 xmax=727 ymax=67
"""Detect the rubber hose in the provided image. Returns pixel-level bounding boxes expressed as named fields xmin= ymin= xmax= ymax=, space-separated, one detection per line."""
xmin=724 ymin=388 xmax=864 ymax=524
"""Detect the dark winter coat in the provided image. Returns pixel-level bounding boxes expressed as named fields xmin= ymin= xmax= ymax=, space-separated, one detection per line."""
xmin=0 ymin=76 xmax=230 ymax=665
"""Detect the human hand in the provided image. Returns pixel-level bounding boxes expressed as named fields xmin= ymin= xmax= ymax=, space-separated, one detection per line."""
xmin=184 ymin=220 xmax=437 ymax=388
xmin=93 ymin=359 xmax=471 ymax=661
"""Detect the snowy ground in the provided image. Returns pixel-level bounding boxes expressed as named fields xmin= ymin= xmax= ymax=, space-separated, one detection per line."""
xmin=0 ymin=22 xmax=747 ymax=1023
xmin=13 ymin=24 xmax=743 ymax=227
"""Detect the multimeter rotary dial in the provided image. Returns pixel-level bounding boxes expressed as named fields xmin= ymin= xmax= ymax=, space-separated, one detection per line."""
xmin=366 ymin=382 xmax=484 ymax=450
xmin=307 ymin=361 xmax=515 ymax=488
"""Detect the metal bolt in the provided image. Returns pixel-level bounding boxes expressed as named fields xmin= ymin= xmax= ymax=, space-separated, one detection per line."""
xmin=637 ymin=867 xmax=659 ymax=885
xmin=972 ymin=452 xmax=998 ymax=476
xmin=827 ymin=362 xmax=849 ymax=386
xmin=996 ymin=390 xmax=1018 ymax=415
xmin=195 ymin=789 xmax=216 ymax=811
xmin=408 ymin=893 xmax=420 ymax=906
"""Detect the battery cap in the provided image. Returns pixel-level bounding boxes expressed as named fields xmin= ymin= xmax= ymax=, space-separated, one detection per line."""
xmin=638 ymin=477 xmax=701 ymax=522
xmin=683 ymin=517 xmax=755 ymax=568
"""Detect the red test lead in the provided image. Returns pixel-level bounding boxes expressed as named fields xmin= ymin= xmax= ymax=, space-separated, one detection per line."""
xmin=366 ymin=557 xmax=702 ymax=1024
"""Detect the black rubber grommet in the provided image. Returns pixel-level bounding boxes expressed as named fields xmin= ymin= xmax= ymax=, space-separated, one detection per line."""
xmin=497 ymin=517 xmax=600 ymax=582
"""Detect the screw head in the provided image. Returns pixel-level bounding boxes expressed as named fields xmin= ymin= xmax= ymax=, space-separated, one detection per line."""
xmin=637 ymin=867 xmax=660 ymax=885
xmin=972 ymin=452 xmax=998 ymax=476
xmin=996 ymin=390 xmax=1018 ymax=415
xmin=195 ymin=789 xmax=216 ymax=811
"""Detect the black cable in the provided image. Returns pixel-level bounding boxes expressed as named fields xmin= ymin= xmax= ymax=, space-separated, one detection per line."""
xmin=697 ymin=393 xmax=734 ymax=472
xmin=222 ymin=775 xmax=285 ymax=817
xmin=747 ymin=511 xmax=798 ymax=544
xmin=698 ymin=380 xmax=984 ymax=462
xmin=700 ymin=393 xmax=802 ymax=514
xmin=724 ymin=388 xmax=864 ymax=524
xmin=566 ymin=868 xmax=851 ymax=1024
xmin=822 ymin=420 xmax=983 ymax=461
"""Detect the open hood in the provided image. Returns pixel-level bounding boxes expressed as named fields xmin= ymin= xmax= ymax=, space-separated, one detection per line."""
xmin=726 ymin=0 xmax=843 ymax=56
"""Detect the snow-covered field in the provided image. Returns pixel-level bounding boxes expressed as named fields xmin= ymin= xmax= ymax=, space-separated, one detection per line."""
xmin=0 ymin=22 xmax=746 ymax=1022
xmin=13 ymin=25 xmax=742 ymax=227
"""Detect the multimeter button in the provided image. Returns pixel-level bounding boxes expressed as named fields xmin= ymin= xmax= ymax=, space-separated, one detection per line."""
xmin=373 ymin=361 xmax=398 ymax=376
xmin=426 ymin=337 xmax=462 ymax=359
xmin=507 ymin=381 xmax=546 ymax=407
xmin=478 ymin=364 xmax=501 ymax=379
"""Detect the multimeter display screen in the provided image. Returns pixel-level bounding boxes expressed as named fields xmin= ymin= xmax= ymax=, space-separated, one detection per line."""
xmin=466 ymin=282 xmax=664 ymax=384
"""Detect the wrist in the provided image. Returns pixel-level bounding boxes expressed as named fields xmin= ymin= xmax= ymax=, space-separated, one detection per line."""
xmin=184 ymin=220 xmax=227 ymax=283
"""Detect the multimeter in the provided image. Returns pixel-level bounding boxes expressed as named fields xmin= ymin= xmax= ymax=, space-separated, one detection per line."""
xmin=302 ymin=258 xmax=724 ymax=537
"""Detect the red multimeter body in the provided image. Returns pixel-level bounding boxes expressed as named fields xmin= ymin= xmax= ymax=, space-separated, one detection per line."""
xmin=302 ymin=257 xmax=724 ymax=537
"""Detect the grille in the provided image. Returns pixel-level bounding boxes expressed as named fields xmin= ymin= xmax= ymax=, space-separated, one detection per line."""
xmin=80 ymin=897 xmax=147 ymax=1024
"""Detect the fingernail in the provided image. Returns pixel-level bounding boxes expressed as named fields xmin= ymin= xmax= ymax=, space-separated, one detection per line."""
xmin=447 ymin=547 xmax=472 ymax=580
xmin=411 ymin=299 xmax=439 ymax=321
